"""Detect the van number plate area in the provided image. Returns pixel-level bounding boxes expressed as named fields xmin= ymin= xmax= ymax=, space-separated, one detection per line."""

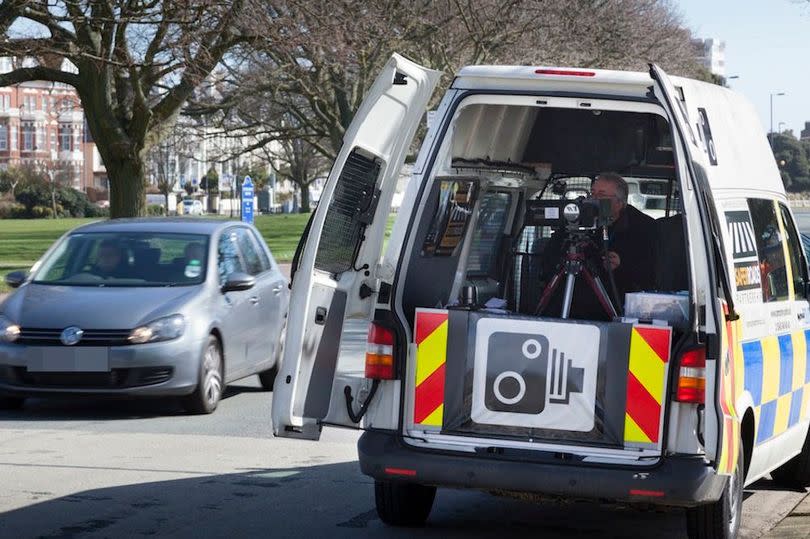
xmin=471 ymin=318 xmax=599 ymax=432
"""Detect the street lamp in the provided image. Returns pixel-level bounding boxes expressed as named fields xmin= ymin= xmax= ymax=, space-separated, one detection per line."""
xmin=769 ymin=91 xmax=786 ymax=145
xmin=778 ymin=122 xmax=786 ymax=134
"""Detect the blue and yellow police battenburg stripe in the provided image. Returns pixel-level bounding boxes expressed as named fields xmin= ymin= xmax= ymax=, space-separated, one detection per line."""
xmin=742 ymin=330 xmax=810 ymax=445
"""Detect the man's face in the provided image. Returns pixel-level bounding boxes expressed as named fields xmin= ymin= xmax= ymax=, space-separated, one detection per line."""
xmin=186 ymin=244 xmax=203 ymax=262
xmin=591 ymin=179 xmax=625 ymax=222
xmin=97 ymin=245 xmax=121 ymax=272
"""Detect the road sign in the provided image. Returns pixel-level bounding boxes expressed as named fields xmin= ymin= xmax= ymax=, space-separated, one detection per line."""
xmin=241 ymin=175 xmax=254 ymax=224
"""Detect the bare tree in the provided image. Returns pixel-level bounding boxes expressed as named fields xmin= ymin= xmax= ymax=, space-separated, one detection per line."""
xmin=209 ymin=0 xmax=703 ymax=164
xmin=0 ymin=0 xmax=258 ymax=217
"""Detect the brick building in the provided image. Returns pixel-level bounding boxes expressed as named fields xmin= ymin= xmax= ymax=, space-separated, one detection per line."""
xmin=0 ymin=57 xmax=106 ymax=194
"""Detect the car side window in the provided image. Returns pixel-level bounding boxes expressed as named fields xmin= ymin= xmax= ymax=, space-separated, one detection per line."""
xmin=748 ymin=198 xmax=789 ymax=302
xmin=235 ymin=228 xmax=264 ymax=276
xmin=779 ymin=203 xmax=807 ymax=297
xmin=250 ymin=229 xmax=273 ymax=272
xmin=218 ymin=229 xmax=245 ymax=286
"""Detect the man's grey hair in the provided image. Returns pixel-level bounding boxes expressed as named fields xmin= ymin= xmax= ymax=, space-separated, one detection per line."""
xmin=594 ymin=172 xmax=628 ymax=204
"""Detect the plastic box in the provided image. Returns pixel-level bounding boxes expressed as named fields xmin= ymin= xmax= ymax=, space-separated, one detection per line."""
xmin=624 ymin=292 xmax=689 ymax=326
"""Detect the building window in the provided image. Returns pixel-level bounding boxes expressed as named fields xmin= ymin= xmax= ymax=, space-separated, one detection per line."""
xmin=10 ymin=125 xmax=17 ymax=150
xmin=60 ymin=126 xmax=71 ymax=151
xmin=35 ymin=124 xmax=44 ymax=150
xmin=50 ymin=131 xmax=56 ymax=152
xmin=22 ymin=123 xmax=35 ymax=151
xmin=0 ymin=125 xmax=7 ymax=150
xmin=23 ymin=96 xmax=35 ymax=112
xmin=0 ymin=95 xmax=8 ymax=111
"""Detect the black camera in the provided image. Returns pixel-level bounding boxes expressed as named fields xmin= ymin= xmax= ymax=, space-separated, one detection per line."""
xmin=525 ymin=197 xmax=613 ymax=230
xmin=484 ymin=332 xmax=584 ymax=414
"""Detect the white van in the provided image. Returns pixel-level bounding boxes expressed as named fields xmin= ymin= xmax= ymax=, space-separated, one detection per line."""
xmin=272 ymin=55 xmax=810 ymax=539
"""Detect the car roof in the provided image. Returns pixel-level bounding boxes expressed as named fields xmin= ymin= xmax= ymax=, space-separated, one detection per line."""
xmin=69 ymin=218 xmax=246 ymax=235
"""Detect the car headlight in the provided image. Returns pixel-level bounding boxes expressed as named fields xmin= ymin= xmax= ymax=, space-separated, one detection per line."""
xmin=128 ymin=314 xmax=185 ymax=344
xmin=0 ymin=315 xmax=21 ymax=343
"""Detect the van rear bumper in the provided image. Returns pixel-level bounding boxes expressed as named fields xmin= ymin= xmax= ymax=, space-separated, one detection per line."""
xmin=358 ymin=430 xmax=726 ymax=508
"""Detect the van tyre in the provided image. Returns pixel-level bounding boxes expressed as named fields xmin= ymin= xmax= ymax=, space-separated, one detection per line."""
xmin=183 ymin=335 xmax=224 ymax=415
xmin=770 ymin=429 xmax=810 ymax=488
xmin=258 ymin=366 xmax=277 ymax=391
xmin=375 ymin=481 xmax=436 ymax=527
xmin=0 ymin=396 xmax=24 ymax=410
xmin=686 ymin=441 xmax=744 ymax=539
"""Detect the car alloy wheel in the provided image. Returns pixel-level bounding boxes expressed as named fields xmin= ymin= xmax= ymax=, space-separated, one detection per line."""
xmin=202 ymin=341 xmax=223 ymax=407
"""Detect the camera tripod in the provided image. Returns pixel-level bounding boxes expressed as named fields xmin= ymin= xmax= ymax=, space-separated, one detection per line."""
xmin=535 ymin=228 xmax=622 ymax=319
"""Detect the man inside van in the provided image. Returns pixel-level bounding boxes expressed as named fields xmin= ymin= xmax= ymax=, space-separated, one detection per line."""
xmin=540 ymin=173 xmax=656 ymax=319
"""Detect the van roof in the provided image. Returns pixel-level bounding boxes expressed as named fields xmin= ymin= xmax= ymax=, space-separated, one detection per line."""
xmin=451 ymin=65 xmax=786 ymax=199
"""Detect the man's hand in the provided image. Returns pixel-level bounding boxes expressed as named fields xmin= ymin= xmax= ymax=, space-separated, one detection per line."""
xmin=605 ymin=251 xmax=621 ymax=271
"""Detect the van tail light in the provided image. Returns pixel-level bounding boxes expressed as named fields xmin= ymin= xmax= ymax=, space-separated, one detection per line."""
xmin=675 ymin=347 xmax=707 ymax=404
xmin=366 ymin=323 xmax=395 ymax=380
xmin=535 ymin=68 xmax=596 ymax=77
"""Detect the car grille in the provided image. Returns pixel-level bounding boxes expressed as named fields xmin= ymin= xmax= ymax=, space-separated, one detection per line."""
xmin=2 ymin=367 xmax=174 ymax=389
xmin=16 ymin=328 xmax=131 ymax=347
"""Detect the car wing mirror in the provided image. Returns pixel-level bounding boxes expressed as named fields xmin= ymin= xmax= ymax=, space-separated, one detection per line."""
xmin=4 ymin=270 xmax=28 ymax=289
xmin=221 ymin=272 xmax=256 ymax=293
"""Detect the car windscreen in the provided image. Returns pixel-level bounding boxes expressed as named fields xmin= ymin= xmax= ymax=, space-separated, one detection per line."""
xmin=32 ymin=232 xmax=210 ymax=287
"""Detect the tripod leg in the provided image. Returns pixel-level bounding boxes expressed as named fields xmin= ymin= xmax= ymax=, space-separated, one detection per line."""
xmin=536 ymin=267 xmax=565 ymax=316
xmin=581 ymin=268 xmax=618 ymax=319
xmin=561 ymin=272 xmax=577 ymax=319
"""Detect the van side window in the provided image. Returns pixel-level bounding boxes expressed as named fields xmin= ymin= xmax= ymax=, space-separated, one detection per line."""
xmin=778 ymin=203 xmax=807 ymax=297
xmin=747 ymin=198 xmax=789 ymax=302
xmin=467 ymin=191 xmax=512 ymax=276
xmin=421 ymin=179 xmax=478 ymax=257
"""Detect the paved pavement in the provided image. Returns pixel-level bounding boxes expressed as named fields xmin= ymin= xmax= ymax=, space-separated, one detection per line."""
xmin=1 ymin=226 xmax=810 ymax=537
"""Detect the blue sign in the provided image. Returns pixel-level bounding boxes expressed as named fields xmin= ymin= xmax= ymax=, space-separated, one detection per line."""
xmin=241 ymin=176 xmax=254 ymax=224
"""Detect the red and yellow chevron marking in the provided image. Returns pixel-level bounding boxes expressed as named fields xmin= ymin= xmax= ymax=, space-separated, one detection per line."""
xmin=717 ymin=302 xmax=743 ymax=476
xmin=413 ymin=309 xmax=449 ymax=427
xmin=624 ymin=326 xmax=672 ymax=446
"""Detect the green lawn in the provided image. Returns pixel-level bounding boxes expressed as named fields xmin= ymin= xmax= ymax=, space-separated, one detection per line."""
xmin=0 ymin=213 xmax=396 ymax=292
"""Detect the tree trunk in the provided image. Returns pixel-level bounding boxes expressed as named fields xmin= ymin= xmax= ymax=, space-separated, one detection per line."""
xmin=106 ymin=158 xmax=147 ymax=218
xmin=299 ymin=183 xmax=311 ymax=213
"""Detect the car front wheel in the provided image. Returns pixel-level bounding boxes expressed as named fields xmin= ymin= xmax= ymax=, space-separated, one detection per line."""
xmin=183 ymin=335 xmax=224 ymax=414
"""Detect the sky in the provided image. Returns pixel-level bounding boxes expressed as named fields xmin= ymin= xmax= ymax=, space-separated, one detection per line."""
xmin=676 ymin=0 xmax=810 ymax=138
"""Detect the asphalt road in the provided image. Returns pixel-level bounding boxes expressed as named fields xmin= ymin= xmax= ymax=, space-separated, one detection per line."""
xmin=3 ymin=214 xmax=810 ymax=538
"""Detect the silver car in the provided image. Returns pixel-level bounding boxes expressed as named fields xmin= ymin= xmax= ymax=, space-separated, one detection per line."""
xmin=0 ymin=219 xmax=289 ymax=414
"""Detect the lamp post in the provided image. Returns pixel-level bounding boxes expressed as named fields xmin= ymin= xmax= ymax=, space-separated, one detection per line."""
xmin=770 ymin=92 xmax=785 ymax=146
xmin=778 ymin=122 xmax=786 ymax=134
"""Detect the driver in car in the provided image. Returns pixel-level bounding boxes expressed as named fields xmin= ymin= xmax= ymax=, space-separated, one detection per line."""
xmin=91 ymin=239 xmax=129 ymax=278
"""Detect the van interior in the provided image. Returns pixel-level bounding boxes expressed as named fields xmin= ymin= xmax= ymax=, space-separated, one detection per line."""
xmin=403 ymin=102 xmax=687 ymax=322
xmin=398 ymin=99 xmax=692 ymax=451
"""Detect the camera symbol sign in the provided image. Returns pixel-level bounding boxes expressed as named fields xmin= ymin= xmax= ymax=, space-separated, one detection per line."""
xmin=472 ymin=318 xmax=599 ymax=432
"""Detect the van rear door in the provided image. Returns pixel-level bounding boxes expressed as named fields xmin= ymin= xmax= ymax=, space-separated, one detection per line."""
xmin=649 ymin=64 xmax=737 ymax=475
xmin=271 ymin=54 xmax=441 ymax=440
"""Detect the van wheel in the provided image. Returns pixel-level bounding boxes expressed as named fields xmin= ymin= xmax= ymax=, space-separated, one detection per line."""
xmin=375 ymin=481 xmax=436 ymax=527
xmin=258 ymin=367 xmax=277 ymax=391
xmin=771 ymin=429 xmax=810 ymax=488
xmin=0 ymin=396 xmax=25 ymax=410
xmin=686 ymin=441 xmax=744 ymax=539
xmin=183 ymin=335 xmax=224 ymax=415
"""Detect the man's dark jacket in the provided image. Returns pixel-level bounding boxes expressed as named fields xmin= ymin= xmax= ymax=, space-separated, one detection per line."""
xmin=539 ymin=204 xmax=656 ymax=320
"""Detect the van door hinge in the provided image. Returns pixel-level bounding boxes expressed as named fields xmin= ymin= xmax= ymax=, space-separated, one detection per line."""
xmin=357 ymin=189 xmax=381 ymax=226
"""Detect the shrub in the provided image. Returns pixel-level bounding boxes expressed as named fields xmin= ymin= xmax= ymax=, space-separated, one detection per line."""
xmin=147 ymin=204 xmax=165 ymax=216
xmin=0 ymin=200 xmax=25 ymax=219
xmin=31 ymin=205 xmax=54 ymax=218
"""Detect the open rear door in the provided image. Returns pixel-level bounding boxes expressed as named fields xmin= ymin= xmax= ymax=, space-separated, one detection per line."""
xmin=272 ymin=54 xmax=441 ymax=440
xmin=649 ymin=64 xmax=739 ymax=476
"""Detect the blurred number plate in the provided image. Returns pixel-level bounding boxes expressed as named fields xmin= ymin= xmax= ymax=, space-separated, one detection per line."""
xmin=27 ymin=348 xmax=110 ymax=372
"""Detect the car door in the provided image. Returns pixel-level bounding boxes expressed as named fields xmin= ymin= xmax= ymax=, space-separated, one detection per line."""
xmin=249 ymin=227 xmax=288 ymax=366
xmin=233 ymin=226 xmax=285 ymax=370
xmin=650 ymin=64 xmax=741 ymax=477
xmin=216 ymin=227 xmax=253 ymax=379
xmin=271 ymin=53 xmax=441 ymax=440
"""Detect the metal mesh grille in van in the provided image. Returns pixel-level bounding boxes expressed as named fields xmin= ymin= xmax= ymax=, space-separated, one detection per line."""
xmin=315 ymin=149 xmax=381 ymax=275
